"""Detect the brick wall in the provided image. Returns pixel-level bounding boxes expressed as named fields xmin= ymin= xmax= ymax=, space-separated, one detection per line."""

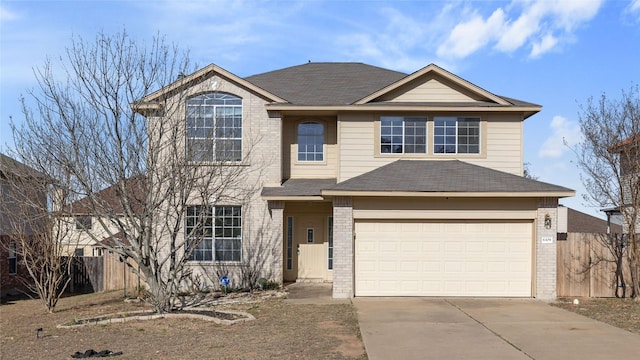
xmin=536 ymin=198 xmax=558 ymax=299
xmin=332 ymin=197 xmax=354 ymax=298
xmin=0 ymin=236 xmax=30 ymax=297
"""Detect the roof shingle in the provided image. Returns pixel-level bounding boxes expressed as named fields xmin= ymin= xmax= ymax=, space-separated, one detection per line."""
xmin=245 ymin=62 xmax=407 ymax=105
xmin=327 ymin=160 xmax=573 ymax=194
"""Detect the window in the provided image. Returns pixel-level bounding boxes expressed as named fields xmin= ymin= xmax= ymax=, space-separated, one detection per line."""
xmin=286 ymin=217 xmax=293 ymax=270
xmin=327 ymin=217 xmax=333 ymax=270
xmin=186 ymin=93 xmax=242 ymax=162
xmin=380 ymin=117 xmax=427 ymax=154
xmin=8 ymin=242 xmax=17 ymax=275
xmin=433 ymin=117 xmax=480 ymax=154
xmin=298 ymin=122 xmax=324 ymax=161
xmin=186 ymin=205 xmax=242 ymax=262
xmin=75 ymin=216 xmax=92 ymax=230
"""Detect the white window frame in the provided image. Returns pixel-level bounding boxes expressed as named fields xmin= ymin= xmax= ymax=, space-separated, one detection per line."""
xmin=297 ymin=122 xmax=325 ymax=162
xmin=380 ymin=116 xmax=427 ymax=154
xmin=186 ymin=205 xmax=242 ymax=262
xmin=433 ymin=117 xmax=481 ymax=155
xmin=186 ymin=93 xmax=243 ymax=162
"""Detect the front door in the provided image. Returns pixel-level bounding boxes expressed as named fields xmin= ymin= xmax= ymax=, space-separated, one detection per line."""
xmin=283 ymin=215 xmax=327 ymax=282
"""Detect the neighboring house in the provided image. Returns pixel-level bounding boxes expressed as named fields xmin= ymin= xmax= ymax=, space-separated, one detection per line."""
xmin=557 ymin=205 xmax=623 ymax=236
xmin=0 ymin=153 xmax=47 ymax=297
xmin=63 ymin=176 xmax=143 ymax=257
xmin=608 ymin=135 xmax=640 ymax=234
xmin=136 ymin=62 xmax=575 ymax=299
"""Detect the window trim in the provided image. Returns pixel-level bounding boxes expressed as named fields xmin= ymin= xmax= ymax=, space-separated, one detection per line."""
xmin=297 ymin=122 xmax=325 ymax=162
xmin=186 ymin=205 xmax=242 ymax=263
xmin=185 ymin=92 xmax=243 ymax=163
xmin=433 ymin=116 xmax=481 ymax=155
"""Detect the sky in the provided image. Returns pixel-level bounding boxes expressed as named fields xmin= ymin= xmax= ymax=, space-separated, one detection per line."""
xmin=1 ymin=0 xmax=639 ymax=219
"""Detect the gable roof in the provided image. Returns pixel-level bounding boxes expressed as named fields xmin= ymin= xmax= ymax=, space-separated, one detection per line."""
xmin=245 ymin=62 xmax=407 ymax=105
xmin=609 ymin=134 xmax=640 ymax=153
xmin=323 ymin=160 xmax=574 ymax=197
xmin=565 ymin=207 xmax=622 ymax=233
xmin=134 ymin=63 xmax=287 ymax=113
xmin=355 ymin=63 xmax=509 ymax=106
xmin=67 ymin=176 xmax=146 ymax=215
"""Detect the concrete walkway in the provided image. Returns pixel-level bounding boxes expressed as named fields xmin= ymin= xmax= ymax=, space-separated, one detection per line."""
xmin=355 ymin=298 xmax=640 ymax=360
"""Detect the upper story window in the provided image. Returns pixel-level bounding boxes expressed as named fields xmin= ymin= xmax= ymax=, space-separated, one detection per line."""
xmin=380 ymin=116 xmax=427 ymax=154
xmin=298 ymin=122 xmax=324 ymax=161
xmin=434 ymin=117 xmax=480 ymax=154
xmin=186 ymin=93 xmax=242 ymax=162
xmin=75 ymin=216 xmax=92 ymax=230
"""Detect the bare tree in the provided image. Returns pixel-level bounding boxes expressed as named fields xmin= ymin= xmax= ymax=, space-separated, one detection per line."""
xmin=574 ymin=85 xmax=640 ymax=298
xmin=0 ymin=154 xmax=80 ymax=312
xmin=13 ymin=30 xmax=266 ymax=313
xmin=523 ymin=162 xmax=539 ymax=180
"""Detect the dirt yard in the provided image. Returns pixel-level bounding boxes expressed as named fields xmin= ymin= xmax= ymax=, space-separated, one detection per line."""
xmin=0 ymin=291 xmax=366 ymax=359
xmin=553 ymin=297 xmax=640 ymax=335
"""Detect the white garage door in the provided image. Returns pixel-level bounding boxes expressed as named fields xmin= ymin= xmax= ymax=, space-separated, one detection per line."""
xmin=355 ymin=221 xmax=532 ymax=297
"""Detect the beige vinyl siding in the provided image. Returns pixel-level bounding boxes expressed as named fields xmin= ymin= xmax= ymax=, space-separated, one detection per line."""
xmin=380 ymin=77 xmax=477 ymax=103
xmin=285 ymin=117 xmax=338 ymax=179
xmin=470 ymin=117 xmax=523 ymax=175
xmin=352 ymin=197 xmax=538 ymax=220
xmin=338 ymin=113 xmax=524 ymax=181
xmin=339 ymin=115 xmax=394 ymax=182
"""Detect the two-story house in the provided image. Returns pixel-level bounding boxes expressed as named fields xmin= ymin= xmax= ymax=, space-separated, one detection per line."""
xmin=136 ymin=62 xmax=574 ymax=300
xmin=0 ymin=153 xmax=48 ymax=297
xmin=608 ymin=135 xmax=640 ymax=234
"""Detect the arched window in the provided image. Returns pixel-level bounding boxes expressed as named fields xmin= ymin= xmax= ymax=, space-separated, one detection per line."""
xmin=186 ymin=93 xmax=242 ymax=162
xmin=297 ymin=122 xmax=324 ymax=161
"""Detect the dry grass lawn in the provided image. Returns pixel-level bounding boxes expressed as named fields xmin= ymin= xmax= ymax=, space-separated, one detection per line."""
xmin=553 ymin=297 xmax=640 ymax=335
xmin=0 ymin=291 xmax=366 ymax=359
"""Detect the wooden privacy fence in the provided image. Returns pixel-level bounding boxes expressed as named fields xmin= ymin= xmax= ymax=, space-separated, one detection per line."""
xmin=64 ymin=252 xmax=144 ymax=294
xmin=102 ymin=251 xmax=144 ymax=293
xmin=557 ymin=232 xmax=631 ymax=297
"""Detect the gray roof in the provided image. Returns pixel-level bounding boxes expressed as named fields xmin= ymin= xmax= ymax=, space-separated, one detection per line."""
xmin=261 ymin=178 xmax=337 ymax=197
xmin=245 ymin=62 xmax=407 ymax=105
xmin=327 ymin=160 xmax=573 ymax=194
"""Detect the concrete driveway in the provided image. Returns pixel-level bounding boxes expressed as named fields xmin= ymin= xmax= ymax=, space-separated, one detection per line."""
xmin=355 ymin=298 xmax=640 ymax=360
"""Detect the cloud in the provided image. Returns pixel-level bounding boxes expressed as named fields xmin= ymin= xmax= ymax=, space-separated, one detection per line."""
xmin=530 ymin=33 xmax=558 ymax=58
xmin=437 ymin=9 xmax=505 ymax=58
xmin=538 ymin=115 xmax=583 ymax=158
xmin=0 ymin=4 xmax=19 ymax=21
xmin=337 ymin=5 xmax=457 ymax=72
xmin=629 ymin=0 xmax=640 ymax=20
xmin=438 ymin=0 xmax=604 ymax=60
